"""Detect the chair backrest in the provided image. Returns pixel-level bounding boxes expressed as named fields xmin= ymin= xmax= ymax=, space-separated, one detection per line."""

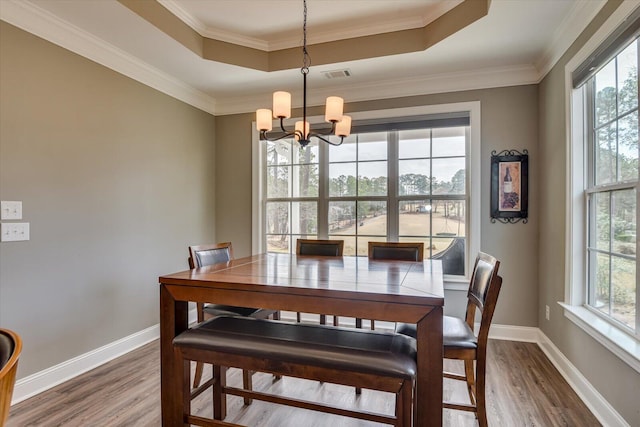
xmin=188 ymin=242 xmax=234 ymax=269
xmin=368 ymin=242 xmax=424 ymax=261
xmin=465 ymin=252 xmax=502 ymax=348
xmin=296 ymin=239 xmax=344 ymax=257
xmin=0 ymin=328 xmax=22 ymax=426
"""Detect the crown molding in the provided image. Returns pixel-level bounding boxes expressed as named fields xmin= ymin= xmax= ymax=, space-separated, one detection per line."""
xmin=0 ymin=0 xmax=217 ymax=115
xmin=535 ymin=0 xmax=607 ymax=80
xmin=157 ymin=0 xmax=463 ymax=52
xmin=215 ymin=64 xmax=540 ymax=116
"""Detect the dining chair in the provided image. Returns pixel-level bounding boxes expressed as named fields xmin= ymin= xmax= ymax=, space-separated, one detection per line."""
xmin=188 ymin=242 xmax=279 ymax=402
xmin=396 ymin=252 xmax=502 ymax=427
xmin=0 ymin=328 xmax=22 ymax=427
xmin=295 ymin=239 xmax=344 ymax=325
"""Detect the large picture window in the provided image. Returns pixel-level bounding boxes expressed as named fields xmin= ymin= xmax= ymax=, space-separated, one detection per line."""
xmin=584 ymin=38 xmax=639 ymax=335
xmin=255 ymin=104 xmax=480 ymax=279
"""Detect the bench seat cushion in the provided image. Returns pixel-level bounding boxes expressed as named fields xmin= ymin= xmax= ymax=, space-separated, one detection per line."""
xmin=174 ymin=316 xmax=417 ymax=380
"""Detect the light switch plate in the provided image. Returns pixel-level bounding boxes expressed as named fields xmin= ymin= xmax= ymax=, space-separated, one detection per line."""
xmin=1 ymin=222 xmax=29 ymax=242
xmin=1 ymin=201 xmax=22 ymax=220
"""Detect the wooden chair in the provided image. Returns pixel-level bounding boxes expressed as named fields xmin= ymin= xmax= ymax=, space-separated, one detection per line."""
xmin=188 ymin=243 xmax=279 ymax=402
xmin=295 ymin=239 xmax=344 ymax=326
xmin=368 ymin=241 xmax=424 ymax=262
xmin=0 ymin=328 xmax=22 ymax=426
xmin=396 ymin=252 xmax=502 ymax=427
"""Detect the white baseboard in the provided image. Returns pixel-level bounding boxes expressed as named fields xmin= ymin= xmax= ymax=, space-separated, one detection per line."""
xmin=12 ymin=324 xmax=159 ymax=404
xmin=12 ymin=308 xmax=199 ymax=405
xmin=10 ymin=316 xmax=629 ymax=426
xmin=536 ymin=330 xmax=630 ymax=427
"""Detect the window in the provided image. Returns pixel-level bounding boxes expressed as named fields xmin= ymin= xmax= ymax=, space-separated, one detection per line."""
xmin=585 ymin=40 xmax=638 ymax=334
xmin=566 ymin=3 xmax=640 ymax=371
xmin=254 ymin=104 xmax=481 ymax=281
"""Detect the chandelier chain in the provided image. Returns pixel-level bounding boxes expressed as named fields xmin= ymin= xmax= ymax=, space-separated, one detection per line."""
xmin=302 ymin=0 xmax=310 ymax=74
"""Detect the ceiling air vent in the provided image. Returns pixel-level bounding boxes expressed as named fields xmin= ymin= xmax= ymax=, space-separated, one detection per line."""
xmin=321 ymin=69 xmax=352 ymax=79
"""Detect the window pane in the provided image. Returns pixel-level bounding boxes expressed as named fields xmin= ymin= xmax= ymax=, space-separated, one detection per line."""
xmin=611 ymin=255 xmax=636 ymax=330
xmin=612 ymin=189 xmax=636 ymax=256
xmin=358 ymin=161 xmax=387 ymax=196
xmin=266 ymin=140 xmax=292 ymax=165
xmin=267 ymin=165 xmax=290 ymax=198
xmin=399 ymin=129 xmax=430 ymax=159
xmin=591 ymin=252 xmax=611 ymax=316
xmin=432 ymin=127 xmax=466 ymax=157
xmin=432 ymin=157 xmax=466 ymax=195
xmin=595 ymin=60 xmax=616 ymax=127
xmin=291 ymin=202 xmax=317 ymax=235
xmin=595 ymin=124 xmax=616 ymax=185
xmin=399 ymin=160 xmax=430 ymax=195
xmin=329 ymin=135 xmax=357 ymax=162
xmin=356 ymin=236 xmax=375 ymax=257
xmin=617 ymin=41 xmax=638 ymax=115
xmin=266 ymin=234 xmax=290 ymax=253
xmin=357 ymin=133 xmax=387 ymax=161
xmin=329 ymin=201 xmax=356 ymax=235
xmin=293 ymin=164 xmax=319 ymax=197
xmin=292 ymin=140 xmax=318 ymax=164
xmin=399 ymin=201 xmax=431 ymax=236
xmin=591 ymin=192 xmax=611 ymax=251
xmin=329 ymin=163 xmax=356 ymax=197
xmin=266 ymin=202 xmax=289 ymax=235
xmin=357 ymin=201 xmax=387 ymax=236
xmin=433 ymin=200 xmax=466 ymax=237
xmin=619 ymin=112 xmax=638 ymax=182
xmin=338 ymin=236 xmax=357 ymax=256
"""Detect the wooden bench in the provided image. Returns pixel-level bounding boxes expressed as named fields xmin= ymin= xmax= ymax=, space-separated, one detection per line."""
xmin=173 ymin=315 xmax=417 ymax=426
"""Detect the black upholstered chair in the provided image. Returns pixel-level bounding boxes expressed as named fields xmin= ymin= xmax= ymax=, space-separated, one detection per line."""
xmin=295 ymin=239 xmax=344 ymax=325
xmin=368 ymin=241 xmax=424 ymax=262
xmin=188 ymin=243 xmax=278 ymax=401
xmin=0 ymin=328 xmax=22 ymax=426
xmin=396 ymin=252 xmax=502 ymax=427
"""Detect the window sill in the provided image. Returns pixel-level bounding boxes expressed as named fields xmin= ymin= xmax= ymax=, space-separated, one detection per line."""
xmin=559 ymin=302 xmax=640 ymax=374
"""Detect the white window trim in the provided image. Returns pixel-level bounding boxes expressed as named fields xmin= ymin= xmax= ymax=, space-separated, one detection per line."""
xmin=564 ymin=1 xmax=640 ymax=373
xmin=252 ymin=102 xmax=481 ymax=289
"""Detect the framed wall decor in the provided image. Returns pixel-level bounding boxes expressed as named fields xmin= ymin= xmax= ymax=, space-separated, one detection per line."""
xmin=490 ymin=149 xmax=528 ymax=223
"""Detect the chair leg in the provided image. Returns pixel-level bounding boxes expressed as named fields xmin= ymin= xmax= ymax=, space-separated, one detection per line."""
xmin=333 ymin=316 xmax=339 ymax=326
xmin=242 ymin=369 xmax=253 ymax=405
xmin=213 ymin=365 xmax=227 ymax=420
xmin=464 ymin=359 xmax=476 ymax=407
xmin=355 ymin=318 xmax=363 ymax=329
xmin=320 ymin=314 xmax=327 ymax=325
xmin=371 ymin=319 xmax=375 ymax=330
xmin=193 ymin=361 xmax=205 ymax=388
xmin=397 ymin=380 xmax=413 ymax=427
xmin=475 ymin=359 xmax=488 ymax=427
xmin=296 ymin=312 xmax=302 ymax=323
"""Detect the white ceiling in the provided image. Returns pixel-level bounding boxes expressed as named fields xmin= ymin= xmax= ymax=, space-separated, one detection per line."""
xmin=0 ymin=0 xmax=607 ymax=115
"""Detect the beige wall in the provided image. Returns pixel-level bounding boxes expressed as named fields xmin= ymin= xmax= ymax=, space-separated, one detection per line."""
xmin=538 ymin=1 xmax=640 ymax=424
xmin=215 ymin=85 xmax=540 ymax=327
xmin=0 ymin=22 xmax=216 ymax=377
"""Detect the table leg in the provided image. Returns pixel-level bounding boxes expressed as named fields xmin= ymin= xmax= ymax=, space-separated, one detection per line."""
xmin=415 ymin=306 xmax=443 ymax=427
xmin=160 ymin=285 xmax=188 ymax=426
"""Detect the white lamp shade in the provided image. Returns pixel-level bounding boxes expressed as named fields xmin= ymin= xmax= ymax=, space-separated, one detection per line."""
xmin=325 ymin=96 xmax=344 ymax=122
xmin=256 ymin=109 xmax=273 ymax=131
xmin=295 ymin=121 xmax=309 ymax=141
xmin=335 ymin=115 xmax=351 ymax=137
xmin=273 ymin=91 xmax=291 ymax=118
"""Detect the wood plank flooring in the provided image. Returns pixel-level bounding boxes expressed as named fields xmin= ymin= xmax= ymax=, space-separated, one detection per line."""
xmin=7 ymin=339 xmax=600 ymax=426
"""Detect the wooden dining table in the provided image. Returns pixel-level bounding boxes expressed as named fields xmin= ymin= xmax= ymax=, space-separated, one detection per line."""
xmin=158 ymin=253 xmax=444 ymax=426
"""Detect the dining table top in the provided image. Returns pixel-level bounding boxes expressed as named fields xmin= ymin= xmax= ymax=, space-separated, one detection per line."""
xmin=159 ymin=252 xmax=444 ymax=306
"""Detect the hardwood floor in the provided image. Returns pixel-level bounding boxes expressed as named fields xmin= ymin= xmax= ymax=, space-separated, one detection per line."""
xmin=8 ymin=339 xmax=600 ymax=426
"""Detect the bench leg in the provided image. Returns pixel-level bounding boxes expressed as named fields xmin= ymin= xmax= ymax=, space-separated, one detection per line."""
xmin=396 ymin=379 xmax=413 ymax=427
xmin=213 ymin=365 xmax=227 ymax=420
xmin=242 ymin=370 xmax=253 ymax=405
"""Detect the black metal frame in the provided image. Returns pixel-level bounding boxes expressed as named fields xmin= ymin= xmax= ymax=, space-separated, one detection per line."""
xmin=490 ymin=149 xmax=529 ymax=224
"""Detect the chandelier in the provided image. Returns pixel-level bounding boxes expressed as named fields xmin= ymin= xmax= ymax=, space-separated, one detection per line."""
xmin=256 ymin=0 xmax=351 ymax=147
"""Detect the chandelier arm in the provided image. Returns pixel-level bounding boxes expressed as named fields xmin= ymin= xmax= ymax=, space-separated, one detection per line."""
xmin=308 ymin=133 xmax=344 ymax=146
xmin=260 ymin=130 xmax=296 ymax=142
xmin=279 ymin=117 xmax=289 ymax=134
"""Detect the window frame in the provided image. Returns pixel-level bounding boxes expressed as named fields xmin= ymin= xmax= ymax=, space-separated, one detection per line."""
xmin=564 ymin=2 xmax=640 ymax=373
xmin=253 ymin=103 xmax=481 ymax=288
